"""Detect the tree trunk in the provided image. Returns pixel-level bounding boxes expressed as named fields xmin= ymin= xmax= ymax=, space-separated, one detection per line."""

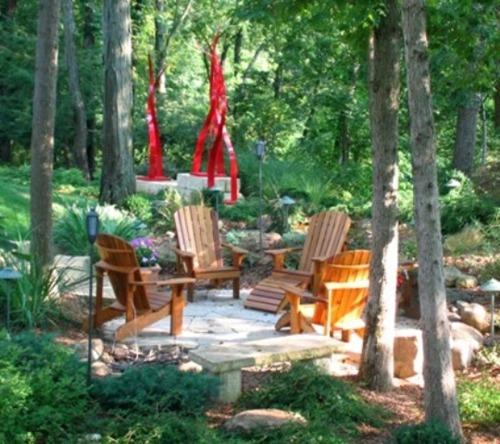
xmin=358 ymin=0 xmax=400 ymax=392
xmin=100 ymin=0 xmax=135 ymax=204
xmin=30 ymin=0 xmax=60 ymax=268
xmin=452 ymin=92 xmax=479 ymax=176
xmin=154 ymin=0 xmax=166 ymax=93
xmin=62 ymin=0 xmax=89 ymax=179
xmin=82 ymin=0 xmax=96 ymax=179
xmin=495 ymin=80 xmax=500 ymax=130
xmin=402 ymin=0 xmax=463 ymax=439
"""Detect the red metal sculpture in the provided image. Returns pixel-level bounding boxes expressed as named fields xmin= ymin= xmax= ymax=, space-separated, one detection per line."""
xmin=140 ymin=54 xmax=169 ymax=181
xmin=191 ymin=34 xmax=238 ymax=203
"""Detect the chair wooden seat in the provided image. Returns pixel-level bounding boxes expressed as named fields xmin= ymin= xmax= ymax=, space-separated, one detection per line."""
xmin=244 ymin=211 xmax=352 ymax=313
xmin=83 ymin=234 xmax=194 ymax=341
xmin=276 ymin=249 xmax=371 ymax=342
xmin=173 ymin=205 xmax=248 ymax=302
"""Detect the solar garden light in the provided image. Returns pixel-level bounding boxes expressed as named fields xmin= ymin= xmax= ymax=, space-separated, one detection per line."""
xmin=445 ymin=178 xmax=461 ymax=190
xmin=0 ymin=266 xmax=22 ymax=332
xmin=280 ymin=195 xmax=296 ymax=233
xmin=85 ymin=208 xmax=99 ymax=385
xmin=479 ymin=278 xmax=500 ymax=343
xmin=256 ymin=141 xmax=266 ymax=252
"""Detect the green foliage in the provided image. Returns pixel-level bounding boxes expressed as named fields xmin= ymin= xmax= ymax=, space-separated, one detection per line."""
xmin=92 ymin=364 xmax=218 ymax=417
xmin=237 ymin=362 xmax=387 ymax=440
xmin=53 ymin=203 xmax=145 ymax=257
xmin=0 ymin=332 xmax=93 ymax=443
xmin=390 ymin=420 xmax=461 ymax=444
xmin=439 ymin=172 xmax=496 ymax=235
xmin=150 ymin=188 xmax=186 ymax=234
xmin=121 ymin=192 xmax=155 ymax=225
xmin=0 ymin=252 xmax=70 ymax=331
xmin=458 ymin=377 xmax=500 ymax=425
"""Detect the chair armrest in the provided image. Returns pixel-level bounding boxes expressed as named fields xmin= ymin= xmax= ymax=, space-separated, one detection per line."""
xmin=129 ymin=277 xmax=196 ymax=287
xmin=264 ymin=247 xmax=302 ymax=270
xmin=221 ymin=243 xmax=248 ymax=268
xmin=172 ymin=247 xmax=196 ymax=259
xmin=324 ymin=280 xmax=370 ymax=291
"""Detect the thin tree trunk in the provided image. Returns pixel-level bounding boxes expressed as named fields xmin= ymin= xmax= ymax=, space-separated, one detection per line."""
xmin=82 ymin=0 xmax=96 ymax=179
xmin=100 ymin=0 xmax=135 ymax=204
xmin=495 ymin=80 xmax=500 ymax=130
xmin=30 ymin=0 xmax=60 ymax=268
xmin=358 ymin=0 xmax=400 ymax=392
xmin=155 ymin=0 xmax=166 ymax=93
xmin=62 ymin=0 xmax=89 ymax=179
xmin=402 ymin=0 xmax=463 ymax=439
xmin=452 ymin=92 xmax=480 ymax=176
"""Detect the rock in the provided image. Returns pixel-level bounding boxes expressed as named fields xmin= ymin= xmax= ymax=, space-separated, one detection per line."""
xmin=457 ymin=302 xmax=490 ymax=333
xmin=74 ymin=338 xmax=104 ymax=362
xmin=92 ymin=361 xmax=112 ymax=378
xmin=178 ymin=361 xmax=202 ymax=373
xmin=450 ymin=321 xmax=484 ymax=370
xmin=444 ymin=266 xmax=464 ymax=287
xmin=446 ymin=288 xmax=474 ymax=304
xmin=455 ymin=275 xmax=478 ymax=289
xmin=223 ymin=409 xmax=306 ymax=433
xmin=394 ymin=330 xmax=423 ymax=379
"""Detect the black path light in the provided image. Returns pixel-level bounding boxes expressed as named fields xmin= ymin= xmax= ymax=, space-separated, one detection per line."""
xmin=479 ymin=278 xmax=500 ymax=343
xmin=256 ymin=141 xmax=265 ymax=252
xmin=85 ymin=208 xmax=99 ymax=385
xmin=0 ymin=266 xmax=22 ymax=332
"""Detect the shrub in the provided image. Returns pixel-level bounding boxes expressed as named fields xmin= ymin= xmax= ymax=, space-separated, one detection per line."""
xmin=0 ymin=332 xmax=94 ymax=443
xmin=151 ymin=187 xmax=185 ymax=233
xmin=121 ymin=193 xmax=154 ymax=225
xmin=390 ymin=420 xmax=461 ymax=443
xmin=237 ymin=362 xmax=387 ymax=438
xmin=92 ymin=363 xmax=218 ymax=417
xmin=53 ymin=203 xmax=145 ymax=257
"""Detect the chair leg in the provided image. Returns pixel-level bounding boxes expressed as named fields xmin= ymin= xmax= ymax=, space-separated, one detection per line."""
xmin=233 ymin=278 xmax=240 ymax=299
xmin=275 ymin=312 xmax=291 ymax=331
xmin=170 ymin=283 xmax=185 ymax=336
xmin=187 ymin=282 xmax=194 ymax=303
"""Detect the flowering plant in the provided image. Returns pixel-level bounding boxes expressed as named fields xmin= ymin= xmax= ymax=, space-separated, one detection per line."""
xmin=130 ymin=237 xmax=159 ymax=267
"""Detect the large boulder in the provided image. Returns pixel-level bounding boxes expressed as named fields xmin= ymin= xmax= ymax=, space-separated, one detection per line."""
xmin=394 ymin=329 xmax=423 ymax=379
xmin=443 ymin=266 xmax=464 ymax=287
xmin=456 ymin=301 xmax=490 ymax=333
xmin=450 ymin=322 xmax=484 ymax=370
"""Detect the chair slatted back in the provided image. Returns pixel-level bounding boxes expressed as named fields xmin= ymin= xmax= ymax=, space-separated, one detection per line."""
xmin=95 ymin=234 xmax=151 ymax=310
xmin=174 ymin=205 xmax=223 ymax=270
xmin=312 ymin=249 xmax=371 ymax=327
xmin=298 ymin=211 xmax=352 ymax=273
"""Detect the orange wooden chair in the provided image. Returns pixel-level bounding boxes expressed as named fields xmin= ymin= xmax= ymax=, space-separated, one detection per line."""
xmin=83 ymin=234 xmax=195 ymax=341
xmin=173 ymin=205 xmax=248 ymax=302
xmin=244 ymin=211 xmax=351 ymax=313
xmin=275 ymin=249 xmax=371 ymax=342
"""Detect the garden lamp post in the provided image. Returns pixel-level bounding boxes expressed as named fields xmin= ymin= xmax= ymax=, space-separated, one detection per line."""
xmin=85 ymin=208 xmax=99 ymax=385
xmin=479 ymin=278 xmax=500 ymax=343
xmin=280 ymin=196 xmax=296 ymax=233
xmin=0 ymin=266 xmax=22 ymax=332
xmin=256 ymin=141 xmax=266 ymax=252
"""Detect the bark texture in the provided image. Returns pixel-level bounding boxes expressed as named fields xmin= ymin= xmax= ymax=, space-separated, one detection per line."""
xmin=62 ymin=0 xmax=89 ymax=179
xmin=402 ymin=0 xmax=463 ymax=439
xmin=452 ymin=92 xmax=480 ymax=176
xmin=100 ymin=0 xmax=135 ymax=204
xmin=359 ymin=0 xmax=400 ymax=392
xmin=30 ymin=0 xmax=60 ymax=267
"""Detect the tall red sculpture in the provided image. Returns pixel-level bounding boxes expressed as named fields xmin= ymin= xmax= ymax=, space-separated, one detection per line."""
xmin=140 ymin=54 xmax=169 ymax=181
xmin=191 ymin=34 xmax=239 ymax=203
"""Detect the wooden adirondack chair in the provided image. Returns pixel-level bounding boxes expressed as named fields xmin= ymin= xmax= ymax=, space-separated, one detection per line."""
xmin=244 ymin=211 xmax=351 ymax=313
xmin=173 ymin=205 xmax=248 ymax=302
xmin=84 ymin=234 xmax=195 ymax=341
xmin=275 ymin=249 xmax=371 ymax=342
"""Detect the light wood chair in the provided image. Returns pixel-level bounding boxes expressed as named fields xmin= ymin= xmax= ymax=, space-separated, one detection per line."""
xmin=173 ymin=205 xmax=248 ymax=302
xmin=244 ymin=211 xmax=351 ymax=313
xmin=275 ymin=249 xmax=371 ymax=342
xmin=83 ymin=234 xmax=195 ymax=341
